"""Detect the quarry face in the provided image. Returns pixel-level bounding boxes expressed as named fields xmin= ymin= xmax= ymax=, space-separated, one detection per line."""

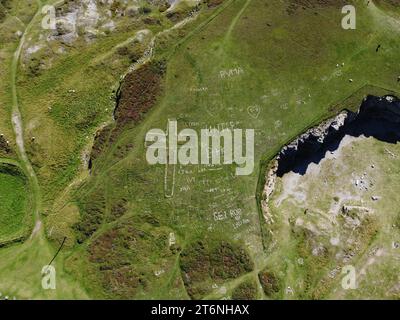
xmin=264 ymin=96 xmax=400 ymax=299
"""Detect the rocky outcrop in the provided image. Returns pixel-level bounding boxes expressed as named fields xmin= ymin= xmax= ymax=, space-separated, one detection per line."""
xmin=261 ymin=94 xmax=400 ymax=224
xmin=261 ymin=160 xmax=278 ymax=225
xmin=276 ymin=95 xmax=400 ymax=176
xmin=261 ymin=111 xmax=350 ymax=225
xmin=277 ymin=110 xmax=351 ymax=175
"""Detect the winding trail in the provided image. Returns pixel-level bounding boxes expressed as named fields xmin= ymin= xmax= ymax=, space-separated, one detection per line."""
xmin=224 ymin=0 xmax=252 ymax=43
xmin=10 ymin=0 xmax=42 ymax=234
xmin=369 ymin=0 xmax=400 ymax=31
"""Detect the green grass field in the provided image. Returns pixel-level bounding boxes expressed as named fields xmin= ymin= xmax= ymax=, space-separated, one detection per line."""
xmin=1 ymin=0 xmax=400 ymax=299
xmin=0 ymin=162 xmax=30 ymax=243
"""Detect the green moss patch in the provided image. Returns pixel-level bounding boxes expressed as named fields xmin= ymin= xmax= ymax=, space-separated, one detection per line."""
xmin=0 ymin=163 xmax=31 ymax=244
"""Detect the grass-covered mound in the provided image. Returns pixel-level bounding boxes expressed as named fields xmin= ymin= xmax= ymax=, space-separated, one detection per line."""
xmin=0 ymin=162 xmax=31 ymax=245
xmin=180 ymin=240 xmax=254 ymax=299
xmin=232 ymin=279 xmax=259 ymax=300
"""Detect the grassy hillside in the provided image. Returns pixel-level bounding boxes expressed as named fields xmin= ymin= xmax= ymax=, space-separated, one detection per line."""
xmin=0 ymin=162 xmax=31 ymax=244
xmin=1 ymin=0 xmax=400 ymax=299
xmin=63 ymin=0 xmax=400 ymax=299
